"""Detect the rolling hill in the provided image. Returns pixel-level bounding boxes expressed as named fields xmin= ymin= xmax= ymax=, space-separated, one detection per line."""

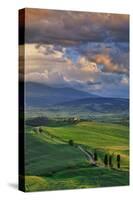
xmin=57 ymin=97 xmax=129 ymax=114
xmin=24 ymin=121 xmax=129 ymax=192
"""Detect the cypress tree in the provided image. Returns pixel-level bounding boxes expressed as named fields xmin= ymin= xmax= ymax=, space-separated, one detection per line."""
xmin=117 ymin=154 xmax=121 ymax=168
xmin=68 ymin=139 xmax=74 ymax=146
xmin=104 ymin=154 xmax=108 ymax=167
xmin=109 ymin=155 xmax=113 ymax=168
xmin=94 ymin=150 xmax=98 ymax=161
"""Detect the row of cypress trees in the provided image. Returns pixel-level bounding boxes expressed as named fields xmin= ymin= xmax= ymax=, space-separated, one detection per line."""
xmin=68 ymin=140 xmax=121 ymax=169
xmin=94 ymin=151 xmax=121 ymax=168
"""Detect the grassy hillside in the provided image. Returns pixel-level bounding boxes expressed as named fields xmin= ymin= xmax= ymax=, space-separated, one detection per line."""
xmin=24 ymin=121 xmax=129 ymax=192
xmin=44 ymin=122 xmax=129 ymax=169
xmin=25 ymin=168 xmax=129 ymax=192
xmin=25 ymin=126 xmax=89 ymax=176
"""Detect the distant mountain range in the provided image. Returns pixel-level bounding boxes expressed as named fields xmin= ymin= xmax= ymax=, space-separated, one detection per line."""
xmin=25 ymin=82 xmax=98 ymax=107
xmin=25 ymin=82 xmax=129 ymax=114
xmin=57 ymin=97 xmax=129 ymax=114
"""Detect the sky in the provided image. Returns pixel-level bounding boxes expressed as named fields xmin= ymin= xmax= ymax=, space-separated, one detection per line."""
xmin=19 ymin=8 xmax=129 ymax=98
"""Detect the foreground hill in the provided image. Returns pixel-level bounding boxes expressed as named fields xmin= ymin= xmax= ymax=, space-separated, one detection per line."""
xmin=24 ymin=121 xmax=129 ymax=191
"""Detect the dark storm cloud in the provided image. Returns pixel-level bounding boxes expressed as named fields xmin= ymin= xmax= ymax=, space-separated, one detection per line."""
xmin=22 ymin=9 xmax=129 ymax=75
xmin=21 ymin=8 xmax=129 ymax=45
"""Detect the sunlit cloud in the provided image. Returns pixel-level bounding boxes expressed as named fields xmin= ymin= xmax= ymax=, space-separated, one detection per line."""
xmin=20 ymin=9 xmax=129 ymax=98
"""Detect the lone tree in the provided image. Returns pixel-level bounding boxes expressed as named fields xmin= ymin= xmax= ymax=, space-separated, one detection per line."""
xmin=104 ymin=154 xmax=108 ymax=167
xmin=109 ymin=155 xmax=113 ymax=168
xmin=39 ymin=127 xmax=43 ymax=133
xmin=94 ymin=150 xmax=98 ymax=161
xmin=117 ymin=154 xmax=121 ymax=169
xmin=68 ymin=139 xmax=74 ymax=146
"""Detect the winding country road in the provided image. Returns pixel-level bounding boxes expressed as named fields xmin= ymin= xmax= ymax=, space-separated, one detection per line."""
xmin=39 ymin=129 xmax=96 ymax=164
xmin=78 ymin=145 xmax=96 ymax=164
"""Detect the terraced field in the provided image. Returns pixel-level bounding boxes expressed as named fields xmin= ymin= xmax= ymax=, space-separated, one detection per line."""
xmin=24 ymin=121 xmax=129 ymax=192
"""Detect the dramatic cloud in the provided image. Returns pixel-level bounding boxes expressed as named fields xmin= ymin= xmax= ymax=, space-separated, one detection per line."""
xmin=24 ymin=43 xmax=129 ymax=97
xmin=77 ymin=57 xmax=100 ymax=72
xmin=19 ymin=8 xmax=129 ymax=45
xmin=92 ymin=53 xmax=128 ymax=74
xmin=20 ymin=9 xmax=129 ymax=98
xmin=24 ymin=44 xmax=99 ymax=83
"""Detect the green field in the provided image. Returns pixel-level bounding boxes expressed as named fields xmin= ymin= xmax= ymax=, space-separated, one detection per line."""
xmin=24 ymin=121 xmax=129 ymax=192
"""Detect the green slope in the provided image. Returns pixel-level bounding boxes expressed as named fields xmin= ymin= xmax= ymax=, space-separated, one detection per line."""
xmin=24 ymin=121 xmax=129 ymax=191
xmin=44 ymin=122 xmax=129 ymax=169
xmin=25 ymin=126 xmax=88 ymax=176
xmin=25 ymin=168 xmax=129 ymax=192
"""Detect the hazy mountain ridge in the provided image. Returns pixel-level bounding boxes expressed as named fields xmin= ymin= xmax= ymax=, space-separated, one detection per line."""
xmin=25 ymin=82 xmax=129 ymax=114
xmin=25 ymin=81 xmax=99 ymax=107
xmin=56 ymin=97 xmax=129 ymax=113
